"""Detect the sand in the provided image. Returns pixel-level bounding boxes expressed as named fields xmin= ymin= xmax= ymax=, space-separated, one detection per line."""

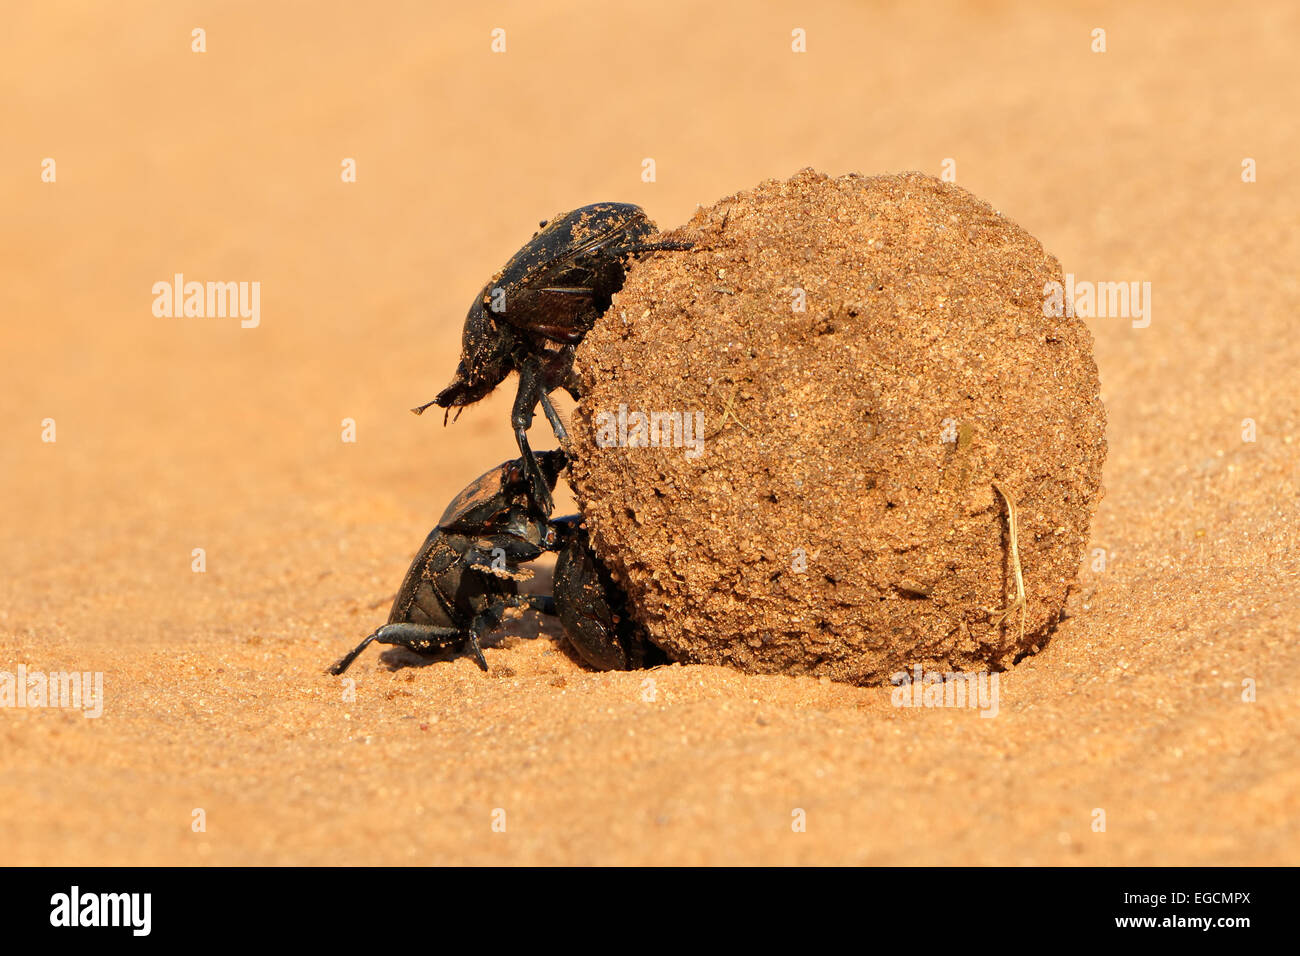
xmin=570 ymin=170 xmax=1106 ymax=683
xmin=1 ymin=1 xmax=1297 ymax=865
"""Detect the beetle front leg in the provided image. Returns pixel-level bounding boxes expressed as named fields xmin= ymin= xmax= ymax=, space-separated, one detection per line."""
xmin=461 ymin=605 xmax=526 ymax=672
xmin=471 ymin=594 xmax=557 ymax=659
xmin=328 ymin=622 xmax=463 ymax=675
xmin=511 ymin=358 xmax=555 ymax=515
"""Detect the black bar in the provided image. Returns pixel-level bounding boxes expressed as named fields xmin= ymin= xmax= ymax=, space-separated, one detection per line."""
xmin=0 ymin=866 xmax=1279 ymax=943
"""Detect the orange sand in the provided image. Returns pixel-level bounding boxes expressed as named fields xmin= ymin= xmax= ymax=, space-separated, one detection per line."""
xmin=1 ymin=0 xmax=1297 ymax=865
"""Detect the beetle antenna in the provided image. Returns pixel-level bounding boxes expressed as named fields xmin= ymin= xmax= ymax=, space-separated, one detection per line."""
xmin=410 ymin=400 xmax=437 ymax=416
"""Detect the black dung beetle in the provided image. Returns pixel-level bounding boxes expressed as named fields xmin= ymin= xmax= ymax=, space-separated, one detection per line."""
xmin=328 ymin=450 xmax=661 ymax=676
xmin=412 ymin=203 xmax=691 ymax=515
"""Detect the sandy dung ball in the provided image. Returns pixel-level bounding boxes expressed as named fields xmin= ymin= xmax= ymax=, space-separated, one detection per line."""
xmin=567 ymin=170 xmax=1106 ymax=685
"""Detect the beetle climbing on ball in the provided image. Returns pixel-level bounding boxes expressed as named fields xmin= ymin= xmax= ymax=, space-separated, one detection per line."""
xmin=411 ymin=202 xmax=692 ymax=515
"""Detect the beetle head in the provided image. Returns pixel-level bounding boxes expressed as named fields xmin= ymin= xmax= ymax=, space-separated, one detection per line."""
xmin=413 ymin=295 xmax=513 ymax=420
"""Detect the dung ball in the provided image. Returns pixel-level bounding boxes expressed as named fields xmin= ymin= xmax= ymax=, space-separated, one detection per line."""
xmin=568 ymin=169 xmax=1106 ymax=685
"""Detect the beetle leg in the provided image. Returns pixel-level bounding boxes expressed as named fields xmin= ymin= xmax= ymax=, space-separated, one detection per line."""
xmin=553 ymin=530 xmax=653 ymax=671
xmin=548 ymin=513 xmax=583 ymax=538
xmin=603 ymin=239 xmax=694 ymax=257
xmin=538 ymin=389 xmax=568 ymax=442
xmin=501 ymin=593 xmax=556 ymax=616
xmin=464 ymin=630 xmax=489 ymax=671
xmin=526 ymin=322 xmax=586 ymax=344
xmin=538 ymin=286 xmax=595 ymax=300
xmin=453 ymin=596 xmax=555 ymax=675
xmin=511 ymin=358 xmax=555 ymax=515
xmin=560 ymin=366 xmax=583 ymax=402
xmin=328 ymin=634 xmax=377 ymax=675
xmin=464 ymin=605 xmax=527 ymax=672
xmin=328 ymin=622 xmax=462 ymax=675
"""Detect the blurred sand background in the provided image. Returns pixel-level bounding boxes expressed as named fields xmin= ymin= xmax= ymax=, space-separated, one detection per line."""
xmin=1 ymin=0 xmax=1297 ymax=864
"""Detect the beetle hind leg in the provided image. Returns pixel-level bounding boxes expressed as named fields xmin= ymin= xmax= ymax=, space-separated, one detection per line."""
xmin=552 ymin=531 xmax=663 ymax=671
xmin=328 ymin=633 xmax=378 ymax=676
xmin=328 ymin=622 xmax=463 ymax=675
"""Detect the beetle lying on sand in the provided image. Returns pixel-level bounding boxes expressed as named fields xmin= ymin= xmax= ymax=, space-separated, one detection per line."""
xmin=412 ymin=203 xmax=692 ymax=515
xmin=328 ymin=450 xmax=662 ymax=676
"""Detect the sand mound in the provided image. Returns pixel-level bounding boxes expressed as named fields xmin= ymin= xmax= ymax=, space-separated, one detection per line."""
xmin=569 ymin=170 xmax=1106 ymax=684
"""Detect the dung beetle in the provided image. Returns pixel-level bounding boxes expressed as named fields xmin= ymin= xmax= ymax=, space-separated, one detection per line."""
xmin=328 ymin=450 xmax=661 ymax=675
xmin=412 ymin=203 xmax=691 ymax=515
